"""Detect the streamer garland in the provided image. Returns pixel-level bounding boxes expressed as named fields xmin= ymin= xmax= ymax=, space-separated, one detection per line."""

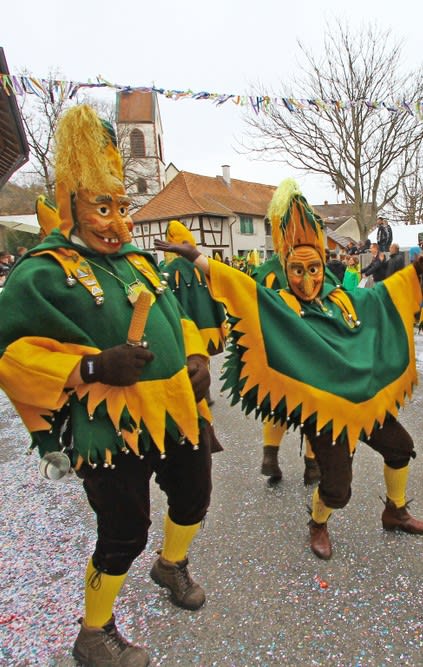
xmin=1 ymin=72 xmax=422 ymax=119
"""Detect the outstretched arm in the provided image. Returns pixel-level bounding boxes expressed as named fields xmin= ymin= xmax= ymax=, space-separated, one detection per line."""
xmin=154 ymin=239 xmax=210 ymax=275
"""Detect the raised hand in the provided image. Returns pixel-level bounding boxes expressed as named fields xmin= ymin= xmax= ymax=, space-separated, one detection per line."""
xmin=154 ymin=238 xmax=200 ymax=262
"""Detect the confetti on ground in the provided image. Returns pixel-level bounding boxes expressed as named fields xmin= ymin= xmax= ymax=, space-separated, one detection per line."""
xmin=1 ymin=342 xmax=423 ymax=665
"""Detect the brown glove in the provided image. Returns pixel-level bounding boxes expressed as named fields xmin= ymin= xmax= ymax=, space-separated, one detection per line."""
xmin=81 ymin=344 xmax=154 ymax=386
xmin=154 ymin=239 xmax=201 ymax=262
xmin=187 ymin=355 xmax=210 ymax=402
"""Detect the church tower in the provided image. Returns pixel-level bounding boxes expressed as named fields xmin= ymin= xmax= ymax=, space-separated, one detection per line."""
xmin=116 ymin=90 xmax=165 ymax=211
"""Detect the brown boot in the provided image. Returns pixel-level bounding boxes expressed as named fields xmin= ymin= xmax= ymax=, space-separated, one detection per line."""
xmin=261 ymin=446 xmax=282 ymax=480
xmin=72 ymin=616 xmax=150 ymax=666
xmin=308 ymin=519 xmax=332 ymax=560
xmin=303 ymin=456 xmax=321 ymax=486
xmin=381 ymin=498 xmax=423 ymax=534
xmin=150 ymin=556 xmax=205 ymax=610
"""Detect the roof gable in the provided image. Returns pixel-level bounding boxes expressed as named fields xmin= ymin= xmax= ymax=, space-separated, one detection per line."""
xmin=132 ymin=170 xmax=276 ymax=222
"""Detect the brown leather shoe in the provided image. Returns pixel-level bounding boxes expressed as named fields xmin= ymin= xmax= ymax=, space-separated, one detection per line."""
xmin=381 ymin=498 xmax=423 ymax=534
xmin=150 ymin=557 xmax=205 ymax=610
xmin=261 ymin=446 xmax=282 ymax=480
xmin=72 ymin=615 xmax=150 ymax=666
xmin=308 ymin=519 xmax=332 ymax=560
xmin=303 ymin=456 xmax=321 ymax=486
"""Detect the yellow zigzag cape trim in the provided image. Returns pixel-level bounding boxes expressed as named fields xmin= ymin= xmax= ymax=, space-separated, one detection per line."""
xmin=211 ymin=261 xmax=419 ymax=452
xmin=0 ymin=337 xmax=211 ymax=461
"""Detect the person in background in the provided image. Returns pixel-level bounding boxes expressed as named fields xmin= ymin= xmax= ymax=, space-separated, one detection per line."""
xmin=357 ymin=240 xmax=370 ymax=254
xmin=409 ymin=244 xmax=422 ymax=262
xmin=0 ymin=105 xmax=215 ymax=667
xmin=385 ymin=243 xmax=405 ymax=277
xmin=155 ymin=178 xmax=423 ymax=563
xmin=362 ymin=242 xmax=387 ymax=283
xmin=376 ymin=216 xmax=393 ymax=252
xmin=342 ymin=255 xmax=361 ymax=290
xmin=346 ymin=241 xmax=358 ymax=255
xmin=326 ymin=250 xmax=346 ymax=283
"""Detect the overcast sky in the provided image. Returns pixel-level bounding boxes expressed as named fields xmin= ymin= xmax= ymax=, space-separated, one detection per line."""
xmin=2 ymin=0 xmax=422 ymax=203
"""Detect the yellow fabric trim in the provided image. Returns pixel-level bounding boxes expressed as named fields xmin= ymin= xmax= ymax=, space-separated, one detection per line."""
xmin=0 ymin=336 xmax=89 ymax=409
xmin=208 ymin=260 xmax=417 ymax=452
xmin=277 ymin=290 xmax=303 ymax=316
xmin=0 ymin=337 xmax=207 ymax=453
xmin=75 ymin=366 xmax=202 ymax=453
xmin=384 ymin=265 xmax=421 ymax=374
xmin=32 ymin=248 xmax=104 ymax=301
xmin=181 ymin=319 xmax=208 ymax=358
xmin=199 ymin=326 xmax=225 ymax=352
xmin=265 ymin=273 xmax=276 ymax=289
xmin=328 ymin=289 xmax=358 ymax=325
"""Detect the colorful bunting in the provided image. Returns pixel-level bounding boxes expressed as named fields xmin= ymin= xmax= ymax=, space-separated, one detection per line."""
xmin=0 ymin=72 xmax=422 ymax=119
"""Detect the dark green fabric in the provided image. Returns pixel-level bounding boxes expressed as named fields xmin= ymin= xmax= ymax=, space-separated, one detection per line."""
xmin=251 ymin=254 xmax=287 ymax=289
xmin=165 ymin=256 xmax=226 ymax=354
xmin=221 ymin=273 xmax=410 ymax=429
xmin=259 ymin=282 xmax=408 ymax=401
xmin=0 ymin=230 xmax=196 ymax=458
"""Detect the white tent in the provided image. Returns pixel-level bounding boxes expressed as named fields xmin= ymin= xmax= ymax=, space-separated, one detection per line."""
xmin=0 ymin=214 xmax=40 ymax=234
xmin=369 ymin=223 xmax=423 ymax=250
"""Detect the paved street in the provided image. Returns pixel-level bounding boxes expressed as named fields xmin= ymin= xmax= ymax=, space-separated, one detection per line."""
xmin=0 ymin=336 xmax=423 ymax=666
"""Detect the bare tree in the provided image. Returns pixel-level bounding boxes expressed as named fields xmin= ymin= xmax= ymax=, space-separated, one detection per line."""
xmin=386 ymin=153 xmax=423 ymax=225
xmin=242 ymin=21 xmax=423 ymax=239
xmin=17 ymin=70 xmax=72 ymax=199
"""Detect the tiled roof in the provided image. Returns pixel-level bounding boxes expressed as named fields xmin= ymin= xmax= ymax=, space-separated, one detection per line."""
xmin=132 ymin=171 xmax=276 ymax=222
xmin=325 ymin=227 xmax=355 ymax=248
xmin=315 ymin=202 xmax=373 ymax=230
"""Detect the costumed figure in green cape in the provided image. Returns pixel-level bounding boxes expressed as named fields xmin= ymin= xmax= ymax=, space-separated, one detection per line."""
xmin=250 ymin=212 xmax=321 ymax=486
xmin=161 ymin=219 xmax=228 ymax=409
xmin=0 ymin=104 xmax=218 ymax=667
xmin=155 ymin=177 xmax=423 ymax=562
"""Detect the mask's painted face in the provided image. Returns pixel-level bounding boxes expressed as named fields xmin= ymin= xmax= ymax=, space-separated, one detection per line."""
xmin=74 ymin=186 xmax=133 ymax=253
xmin=286 ymin=246 xmax=324 ymax=301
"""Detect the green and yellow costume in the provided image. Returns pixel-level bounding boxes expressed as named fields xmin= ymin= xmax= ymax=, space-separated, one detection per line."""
xmin=213 ymin=260 xmax=419 ymax=451
xmin=0 ymin=230 xmax=211 ymax=467
xmin=163 ymin=220 xmax=227 ymax=355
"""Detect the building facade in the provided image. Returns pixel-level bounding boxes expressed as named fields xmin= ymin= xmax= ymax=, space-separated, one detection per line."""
xmin=116 ymin=90 xmax=166 ymax=212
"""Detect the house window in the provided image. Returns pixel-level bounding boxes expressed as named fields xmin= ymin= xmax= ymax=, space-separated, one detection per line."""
xmin=130 ymin=129 xmax=146 ymax=158
xmin=137 ymin=178 xmax=147 ymax=194
xmin=265 ymin=220 xmax=271 ymax=236
xmin=240 ymin=216 xmax=254 ymax=234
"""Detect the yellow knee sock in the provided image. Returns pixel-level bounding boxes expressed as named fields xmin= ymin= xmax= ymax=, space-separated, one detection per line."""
xmin=305 ymin=437 xmax=315 ymax=460
xmin=384 ymin=464 xmax=409 ymax=508
xmin=161 ymin=514 xmax=201 ymax=563
xmin=84 ymin=558 xmax=127 ymax=629
xmin=311 ymin=487 xmax=333 ymax=524
xmin=263 ymin=420 xmax=286 ymax=446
